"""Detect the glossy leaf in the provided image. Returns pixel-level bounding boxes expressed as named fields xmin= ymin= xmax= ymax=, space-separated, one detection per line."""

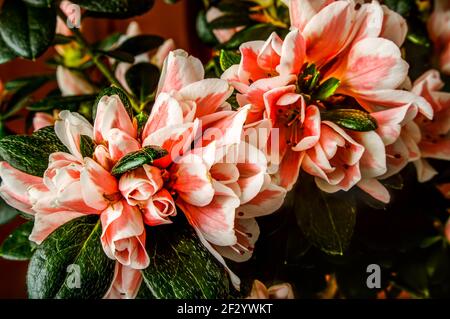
xmin=111 ymin=145 xmax=167 ymax=175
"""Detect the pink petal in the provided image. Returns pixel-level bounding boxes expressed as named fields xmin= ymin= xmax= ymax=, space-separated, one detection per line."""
xmin=141 ymin=189 xmax=177 ymax=226
xmin=119 ymin=165 xmax=163 ymax=206
xmin=178 ymin=180 xmax=239 ymax=246
xmin=179 ymin=79 xmax=233 ymax=118
xmin=106 ymin=128 xmax=141 ymax=162
xmin=413 ymin=159 xmax=438 ymax=182
xmin=157 ymin=49 xmax=204 ymax=94
xmin=0 ymin=162 xmax=44 ymax=214
xmin=357 ymin=178 xmax=390 ymax=204
xmin=380 ymin=5 xmax=407 ymax=47
xmin=104 ymin=263 xmax=142 ymax=299
xmin=100 ymin=200 xmax=149 ymax=269
xmin=56 ymin=66 xmax=95 ymax=96
xmin=81 ymin=158 xmax=119 ymax=211
xmin=288 ymin=0 xmax=334 ymax=31
xmin=93 ymin=95 xmax=136 ymax=143
xmin=275 ymin=148 xmax=304 ymax=191
xmin=277 ymin=29 xmax=306 ymax=76
xmin=350 ymin=131 xmax=387 ymax=178
xmin=33 ymin=112 xmax=55 ymax=132
xmin=238 ymin=41 xmax=267 ymax=84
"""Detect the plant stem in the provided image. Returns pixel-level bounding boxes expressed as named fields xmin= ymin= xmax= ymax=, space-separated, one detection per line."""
xmin=56 ymin=8 xmax=141 ymax=113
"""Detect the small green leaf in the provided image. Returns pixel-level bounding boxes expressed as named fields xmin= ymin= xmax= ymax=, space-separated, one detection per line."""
xmin=21 ymin=0 xmax=53 ymax=7
xmin=111 ymin=146 xmax=167 ymax=175
xmin=313 ymin=77 xmax=340 ymax=101
xmin=141 ymin=217 xmax=230 ymax=298
xmin=115 ymin=35 xmax=164 ymax=56
xmin=294 ymin=175 xmax=356 ymax=255
xmin=0 ymin=221 xmax=37 ymax=261
xmin=0 ymin=126 xmax=68 ymax=177
xmin=27 ymin=94 xmax=97 ymax=112
xmin=196 ymin=10 xmax=218 ymax=45
xmin=92 ymin=86 xmax=133 ymax=120
xmin=208 ymin=13 xmax=251 ymax=30
xmin=135 ymin=112 xmax=149 ymax=136
xmin=0 ymin=35 xmax=17 ymax=65
xmin=27 ymin=215 xmax=115 ymax=299
xmin=0 ymin=0 xmax=56 ymax=59
xmin=79 ymin=135 xmax=96 ymax=158
xmin=219 ymin=50 xmax=241 ymax=71
xmin=299 ymin=64 xmax=320 ymax=93
xmin=100 ymin=49 xmax=135 ymax=63
xmin=72 ymin=0 xmax=155 ymax=19
xmin=125 ymin=62 xmax=160 ymax=102
xmin=0 ymin=197 xmax=19 ymax=225
xmin=321 ymin=109 xmax=378 ymax=132
xmin=93 ymin=32 xmax=123 ymax=51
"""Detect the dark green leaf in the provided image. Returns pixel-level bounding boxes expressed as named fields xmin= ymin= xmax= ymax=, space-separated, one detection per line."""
xmin=313 ymin=77 xmax=340 ymax=101
xmin=0 ymin=197 xmax=19 ymax=225
xmin=0 ymin=126 xmax=68 ymax=177
xmin=0 ymin=0 xmax=56 ymax=59
xmin=219 ymin=50 xmax=241 ymax=71
xmin=196 ymin=10 xmax=218 ymax=45
xmin=111 ymin=145 xmax=167 ymax=175
xmin=321 ymin=109 xmax=378 ymax=132
xmin=27 ymin=94 xmax=97 ymax=112
xmin=92 ymin=86 xmax=133 ymax=120
xmin=75 ymin=0 xmax=155 ymax=19
xmin=141 ymin=218 xmax=230 ymax=298
xmin=100 ymin=49 xmax=135 ymax=63
xmin=93 ymin=32 xmax=122 ymax=51
xmin=294 ymin=175 xmax=356 ymax=255
xmin=21 ymin=0 xmax=53 ymax=8
xmin=0 ymin=35 xmax=17 ymax=65
xmin=222 ymin=24 xmax=280 ymax=49
xmin=216 ymin=1 xmax=257 ymax=12
xmin=125 ymin=62 xmax=160 ymax=102
xmin=53 ymin=34 xmax=74 ymax=45
xmin=209 ymin=14 xmax=251 ymax=30
xmin=79 ymin=135 xmax=96 ymax=158
xmin=0 ymin=221 xmax=36 ymax=261
xmin=27 ymin=215 xmax=115 ymax=299
xmin=3 ymin=75 xmax=55 ymax=119
xmin=115 ymin=35 xmax=164 ymax=56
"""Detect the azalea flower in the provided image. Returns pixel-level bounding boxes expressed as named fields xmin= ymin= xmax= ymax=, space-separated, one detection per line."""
xmin=428 ymin=0 xmax=450 ymax=75
xmin=222 ymin=0 xmax=432 ymax=200
xmin=0 ymin=49 xmax=286 ymax=298
xmin=56 ymin=65 xmax=96 ymax=96
xmin=409 ymin=70 xmax=450 ymax=182
xmin=206 ymin=7 xmax=244 ymax=44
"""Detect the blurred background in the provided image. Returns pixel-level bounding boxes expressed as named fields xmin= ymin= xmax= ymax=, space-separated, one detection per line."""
xmin=0 ymin=0 xmax=205 ymax=298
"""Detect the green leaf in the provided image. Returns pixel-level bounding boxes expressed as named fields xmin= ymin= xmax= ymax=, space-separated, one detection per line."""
xmin=313 ymin=77 xmax=340 ymax=101
xmin=219 ymin=50 xmax=241 ymax=71
xmin=321 ymin=109 xmax=378 ymax=132
xmin=299 ymin=64 xmax=320 ymax=93
xmin=222 ymin=24 xmax=280 ymax=49
xmin=111 ymin=145 xmax=167 ymax=175
xmin=114 ymin=35 xmax=164 ymax=56
xmin=52 ymin=34 xmax=75 ymax=45
xmin=135 ymin=112 xmax=149 ymax=136
xmin=22 ymin=0 xmax=53 ymax=8
xmin=125 ymin=62 xmax=160 ymax=103
xmin=216 ymin=1 xmax=257 ymax=12
xmin=3 ymin=75 xmax=55 ymax=119
xmin=27 ymin=94 xmax=97 ymax=112
xmin=0 ymin=197 xmax=19 ymax=225
xmin=0 ymin=222 xmax=37 ymax=261
xmin=141 ymin=219 xmax=230 ymax=298
xmin=92 ymin=86 xmax=133 ymax=121
xmin=196 ymin=10 xmax=218 ymax=45
xmin=208 ymin=13 xmax=251 ymax=30
xmin=294 ymin=175 xmax=356 ymax=255
xmin=93 ymin=32 xmax=122 ymax=51
xmin=99 ymin=49 xmax=135 ymax=63
xmin=74 ymin=0 xmax=155 ymax=19
xmin=27 ymin=215 xmax=115 ymax=299
xmin=0 ymin=126 xmax=68 ymax=177
xmin=79 ymin=135 xmax=96 ymax=158
xmin=0 ymin=0 xmax=56 ymax=59
xmin=0 ymin=35 xmax=17 ymax=65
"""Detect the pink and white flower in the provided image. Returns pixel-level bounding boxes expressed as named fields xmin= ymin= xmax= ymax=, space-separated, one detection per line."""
xmin=428 ymin=0 xmax=450 ymax=75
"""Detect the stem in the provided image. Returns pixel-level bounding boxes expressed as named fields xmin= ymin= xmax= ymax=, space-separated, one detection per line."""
xmin=56 ymin=8 xmax=141 ymax=113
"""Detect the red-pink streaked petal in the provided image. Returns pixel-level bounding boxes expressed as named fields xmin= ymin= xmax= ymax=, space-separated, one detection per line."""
xmin=277 ymin=29 xmax=306 ymax=76
xmin=357 ymin=178 xmax=390 ymax=204
xmin=104 ymin=263 xmax=142 ymax=299
xmin=141 ymin=189 xmax=177 ymax=226
xmin=106 ymin=128 xmax=141 ymax=162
